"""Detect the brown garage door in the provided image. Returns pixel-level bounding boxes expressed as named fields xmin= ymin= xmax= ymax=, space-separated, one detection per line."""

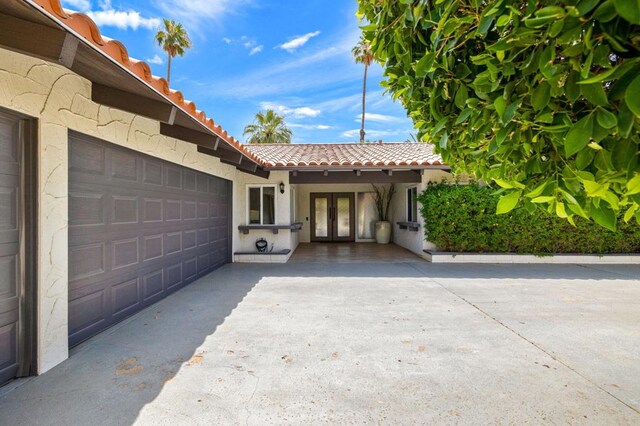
xmin=68 ymin=132 xmax=231 ymax=347
xmin=0 ymin=109 xmax=35 ymax=385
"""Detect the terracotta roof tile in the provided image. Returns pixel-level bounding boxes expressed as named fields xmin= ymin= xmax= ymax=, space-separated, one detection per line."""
xmin=244 ymin=143 xmax=444 ymax=168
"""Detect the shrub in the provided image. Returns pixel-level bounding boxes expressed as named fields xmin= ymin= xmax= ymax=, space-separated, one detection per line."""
xmin=419 ymin=182 xmax=640 ymax=254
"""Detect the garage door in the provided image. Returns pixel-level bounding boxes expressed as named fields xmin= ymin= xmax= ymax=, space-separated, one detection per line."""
xmin=68 ymin=132 xmax=231 ymax=347
xmin=0 ymin=109 xmax=34 ymax=385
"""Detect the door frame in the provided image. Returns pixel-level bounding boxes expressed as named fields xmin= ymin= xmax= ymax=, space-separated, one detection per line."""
xmin=0 ymin=107 xmax=37 ymax=380
xmin=310 ymin=192 xmax=355 ymax=243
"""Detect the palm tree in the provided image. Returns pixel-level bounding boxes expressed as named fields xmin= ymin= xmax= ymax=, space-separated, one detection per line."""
xmin=243 ymin=110 xmax=293 ymax=144
xmin=155 ymin=19 xmax=191 ymax=85
xmin=352 ymin=37 xmax=374 ymax=144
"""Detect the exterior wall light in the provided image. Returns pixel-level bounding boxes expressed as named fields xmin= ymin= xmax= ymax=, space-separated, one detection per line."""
xmin=279 ymin=182 xmax=285 ymax=194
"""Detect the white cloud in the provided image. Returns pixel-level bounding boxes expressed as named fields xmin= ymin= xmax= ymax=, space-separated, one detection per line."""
xmin=222 ymin=37 xmax=232 ymax=44
xmin=278 ymin=31 xmax=321 ymax=52
xmin=62 ymin=0 xmax=91 ymax=11
xmin=249 ymin=45 xmax=264 ymax=56
xmin=260 ymin=102 xmax=321 ymax=118
xmin=146 ymin=54 xmax=164 ymax=65
xmin=66 ymin=0 xmax=160 ymax=30
xmin=289 ymin=124 xmax=331 ymax=130
xmin=87 ymin=10 xmax=160 ymax=30
xmin=354 ymin=113 xmax=403 ymax=123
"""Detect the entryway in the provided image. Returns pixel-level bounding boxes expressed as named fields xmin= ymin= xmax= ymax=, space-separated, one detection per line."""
xmin=310 ymin=193 xmax=355 ymax=242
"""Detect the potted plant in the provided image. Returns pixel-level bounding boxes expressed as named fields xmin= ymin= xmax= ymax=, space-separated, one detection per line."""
xmin=371 ymin=183 xmax=395 ymax=244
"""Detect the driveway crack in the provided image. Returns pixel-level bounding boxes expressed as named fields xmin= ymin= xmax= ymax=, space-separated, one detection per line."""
xmin=407 ymin=263 xmax=640 ymax=417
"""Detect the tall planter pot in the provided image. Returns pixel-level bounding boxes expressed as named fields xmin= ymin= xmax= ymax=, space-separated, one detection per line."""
xmin=375 ymin=221 xmax=392 ymax=244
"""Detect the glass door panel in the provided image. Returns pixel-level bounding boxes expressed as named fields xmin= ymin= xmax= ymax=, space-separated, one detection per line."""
xmin=335 ymin=196 xmax=351 ymax=238
xmin=314 ymin=197 xmax=329 ymax=238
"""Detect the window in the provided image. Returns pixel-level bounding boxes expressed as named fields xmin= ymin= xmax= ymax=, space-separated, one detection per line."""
xmin=407 ymin=186 xmax=418 ymax=222
xmin=248 ymin=185 xmax=276 ymax=225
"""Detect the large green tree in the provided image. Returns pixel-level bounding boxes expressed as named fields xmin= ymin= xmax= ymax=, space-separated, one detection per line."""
xmin=357 ymin=0 xmax=640 ymax=230
xmin=243 ymin=109 xmax=293 ymax=144
xmin=155 ymin=18 xmax=191 ymax=85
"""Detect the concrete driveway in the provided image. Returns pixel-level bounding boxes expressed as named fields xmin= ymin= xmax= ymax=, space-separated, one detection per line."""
xmin=1 ymin=260 xmax=639 ymax=424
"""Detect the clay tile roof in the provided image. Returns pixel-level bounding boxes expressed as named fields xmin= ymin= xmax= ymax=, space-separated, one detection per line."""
xmin=243 ymin=143 xmax=444 ymax=168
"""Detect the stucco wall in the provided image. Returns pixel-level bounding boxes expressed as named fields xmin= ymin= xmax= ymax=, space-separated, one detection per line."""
xmin=0 ymin=48 xmax=244 ymax=374
xmin=390 ymin=169 xmax=452 ymax=255
xmin=233 ymin=170 xmax=296 ymax=253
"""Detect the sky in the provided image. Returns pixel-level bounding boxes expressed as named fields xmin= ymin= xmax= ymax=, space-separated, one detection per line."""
xmin=60 ymin=0 xmax=415 ymax=143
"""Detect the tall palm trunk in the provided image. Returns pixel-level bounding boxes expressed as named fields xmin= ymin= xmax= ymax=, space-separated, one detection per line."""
xmin=360 ymin=64 xmax=368 ymax=143
xmin=166 ymin=54 xmax=172 ymax=84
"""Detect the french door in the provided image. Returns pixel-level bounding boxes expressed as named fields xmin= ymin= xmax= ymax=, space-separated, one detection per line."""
xmin=310 ymin=193 xmax=355 ymax=242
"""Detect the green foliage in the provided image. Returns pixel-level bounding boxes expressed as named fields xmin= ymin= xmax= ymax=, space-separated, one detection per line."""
xmin=243 ymin=109 xmax=293 ymax=144
xmin=155 ymin=19 xmax=191 ymax=84
xmin=356 ymin=0 xmax=640 ymax=230
xmin=418 ymin=183 xmax=640 ymax=253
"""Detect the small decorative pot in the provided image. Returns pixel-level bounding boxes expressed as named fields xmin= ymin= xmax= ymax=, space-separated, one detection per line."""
xmin=375 ymin=221 xmax=392 ymax=244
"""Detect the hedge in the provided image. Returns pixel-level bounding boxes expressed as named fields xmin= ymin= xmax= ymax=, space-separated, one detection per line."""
xmin=419 ymin=183 xmax=640 ymax=254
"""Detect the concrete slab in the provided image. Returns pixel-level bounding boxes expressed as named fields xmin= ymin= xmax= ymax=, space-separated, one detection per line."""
xmin=0 ymin=262 xmax=639 ymax=424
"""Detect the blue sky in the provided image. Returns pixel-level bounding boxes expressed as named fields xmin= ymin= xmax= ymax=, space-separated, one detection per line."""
xmin=61 ymin=0 xmax=415 ymax=143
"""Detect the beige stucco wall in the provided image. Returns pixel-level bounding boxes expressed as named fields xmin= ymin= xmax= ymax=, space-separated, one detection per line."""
xmin=0 ymin=47 xmax=246 ymax=374
xmin=390 ymin=169 xmax=452 ymax=255
xmin=234 ymin=170 xmax=298 ymax=253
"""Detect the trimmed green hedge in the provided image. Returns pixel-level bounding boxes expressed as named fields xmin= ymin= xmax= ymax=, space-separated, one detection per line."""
xmin=419 ymin=183 xmax=640 ymax=254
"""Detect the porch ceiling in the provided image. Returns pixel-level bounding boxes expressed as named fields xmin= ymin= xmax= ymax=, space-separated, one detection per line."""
xmin=289 ymin=169 xmax=425 ymax=184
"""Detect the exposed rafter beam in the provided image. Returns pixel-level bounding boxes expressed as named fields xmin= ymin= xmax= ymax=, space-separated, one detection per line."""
xmin=0 ymin=13 xmax=66 ymax=63
xmin=354 ymin=170 xmax=362 ymax=177
xmin=58 ymin=33 xmax=79 ymax=68
xmin=198 ymin=146 xmax=269 ymax=178
xmin=197 ymin=145 xmax=243 ymax=164
xmin=383 ymin=169 xmax=393 ymax=176
xmin=94 ymin=84 xmax=175 ymax=123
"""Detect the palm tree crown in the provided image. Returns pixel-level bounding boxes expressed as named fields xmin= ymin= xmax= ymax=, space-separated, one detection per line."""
xmin=352 ymin=37 xmax=374 ymax=144
xmin=155 ymin=19 xmax=191 ymax=85
xmin=243 ymin=110 xmax=293 ymax=144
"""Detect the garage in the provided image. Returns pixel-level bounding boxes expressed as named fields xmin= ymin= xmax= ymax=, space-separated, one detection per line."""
xmin=68 ymin=132 xmax=231 ymax=347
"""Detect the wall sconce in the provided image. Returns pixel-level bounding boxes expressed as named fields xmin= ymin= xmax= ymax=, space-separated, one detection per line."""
xmin=279 ymin=182 xmax=285 ymax=194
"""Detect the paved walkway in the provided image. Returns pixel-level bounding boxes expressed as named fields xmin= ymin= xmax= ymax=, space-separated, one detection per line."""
xmin=1 ymin=261 xmax=639 ymax=424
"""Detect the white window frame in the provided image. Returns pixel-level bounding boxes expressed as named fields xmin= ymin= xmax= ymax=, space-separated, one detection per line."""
xmin=406 ymin=186 xmax=418 ymax=222
xmin=246 ymin=184 xmax=277 ymax=225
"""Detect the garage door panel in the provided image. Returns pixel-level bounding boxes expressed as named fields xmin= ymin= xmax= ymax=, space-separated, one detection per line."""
xmin=0 ymin=322 xmax=18 ymax=377
xmin=142 ymin=270 xmax=164 ymax=302
xmin=68 ymin=289 xmax=106 ymax=337
xmin=69 ymin=138 xmax=106 ymax=176
xmin=166 ymin=263 xmax=183 ymax=289
xmin=68 ymin=132 xmax=230 ymax=347
xmin=110 ymin=150 xmax=139 ymax=182
xmin=111 ymin=278 xmax=141 ymax=317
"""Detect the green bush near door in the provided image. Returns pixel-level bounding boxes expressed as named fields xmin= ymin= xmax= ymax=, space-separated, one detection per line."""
xmin=419 ymin=183 xmax=640 ymax=254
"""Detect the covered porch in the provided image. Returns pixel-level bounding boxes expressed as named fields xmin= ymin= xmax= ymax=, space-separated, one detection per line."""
xmin=234 ymin=142 xmax=457 ymax=263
